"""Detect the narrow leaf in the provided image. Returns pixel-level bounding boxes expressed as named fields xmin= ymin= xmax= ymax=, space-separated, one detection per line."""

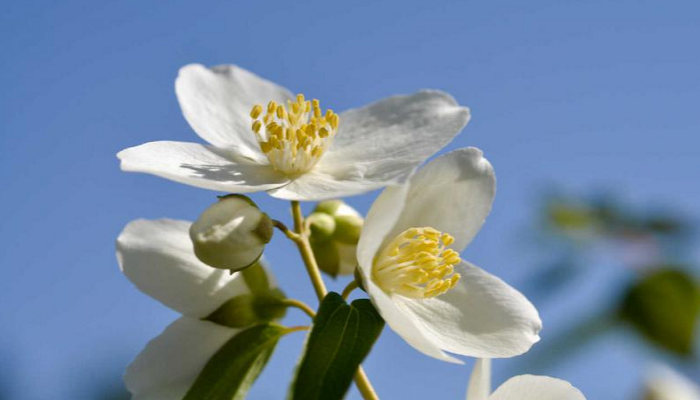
xmin=291 ymin=292 xmax=384 ymax=400
xmin=184 ymin=323 xmax=286 ymax=400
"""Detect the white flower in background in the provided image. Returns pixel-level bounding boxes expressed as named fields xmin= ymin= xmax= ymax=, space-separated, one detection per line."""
xmin=643 ymin=364 xmax=700 ymax=400
xmin=307 ymin=200 xmax=364 ymax=277
xmin=355 ymin=148 xmax=542 ymax=362
xmin=117 ymin=64 xmax=470 ymax=201
xmin=116 ymin=219 xmax=281 ymax=399
xmin=466 ymin=359 xmax=585 ymax=400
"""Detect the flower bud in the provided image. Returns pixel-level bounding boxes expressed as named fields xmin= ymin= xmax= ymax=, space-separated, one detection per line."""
xmin=308 ymin=200 xmax=363 ymax=277
xmin=307 ymin=212 xmax=336 ymax=242
xmin=204 ymin=261 xmax=287 ymax=328
xmin=190 ymin=194 xmax=273 ymax=271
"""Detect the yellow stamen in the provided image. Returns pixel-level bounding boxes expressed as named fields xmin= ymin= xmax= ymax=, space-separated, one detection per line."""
xmin=372 ymin=227 xmax=462 ymax=299
xmin=250 ymin=105 xmax=262 ymax=119
xmin=249 ymin=93 xmax=339 ymax=175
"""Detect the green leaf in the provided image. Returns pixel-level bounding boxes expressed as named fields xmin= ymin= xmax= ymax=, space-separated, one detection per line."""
xmin=290 ymin=292 xmax=384 ymax=400
xmin=619 ymin=268 xmax=700 ymax=356
xmin=183 ymin=323 xmax=287 ymax=400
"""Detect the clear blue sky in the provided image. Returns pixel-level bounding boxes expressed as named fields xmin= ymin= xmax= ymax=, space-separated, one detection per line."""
xmin=1 ymin=1 xmax=698 ymax=399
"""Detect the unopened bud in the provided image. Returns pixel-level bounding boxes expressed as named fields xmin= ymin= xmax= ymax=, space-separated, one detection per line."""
xmin=314 ymin=199 xmax=343 ymax=216
xmin=204 ymin=262 xmax=287 ymax=328
xmin=308 ymin=200 xmax=364 ymax=277
xmin=333 ymin=214 xmax=363 ymax=244
xmin=307 ymin=212 xmax=336 ymax=242
xmin=190 ymin=194 xmax=273 ymax=271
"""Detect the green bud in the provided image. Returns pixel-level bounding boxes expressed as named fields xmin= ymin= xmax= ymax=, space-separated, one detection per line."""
xmin=333 ymin=215 xmax=363 ymax=244
xmin=190 ymin=195 xmax=273 ymax=271
xmin=204 ymin=289 xmax=287 ymax=328
xmin=308 ymin=200 xmax=364 ymax=277
xmin=307 ymin=212 xmax=337 ymax=242
xmin=311 ymin=239 xmax=341 ymax=277
xmin=313 ymin=200 xmax=343 ymax=216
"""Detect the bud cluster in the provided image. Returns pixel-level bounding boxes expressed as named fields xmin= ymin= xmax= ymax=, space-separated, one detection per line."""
xmin=307 ymin=200 xmax=364 ymax=278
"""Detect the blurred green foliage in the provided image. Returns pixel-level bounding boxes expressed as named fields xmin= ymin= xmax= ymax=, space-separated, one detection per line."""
xmin=545 ymin=195 xmax=691 ymax=239
xmin=521 ymin=192 xmax=699 ymax=368
xmin=619 ymin=268 xmax=700 ymax=356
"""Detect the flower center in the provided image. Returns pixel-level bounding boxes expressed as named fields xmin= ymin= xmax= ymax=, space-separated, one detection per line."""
xmin=372 ymin=227 xmax=462 ymax=299
xmin=250 ymin=94 xmax=339 ymax=176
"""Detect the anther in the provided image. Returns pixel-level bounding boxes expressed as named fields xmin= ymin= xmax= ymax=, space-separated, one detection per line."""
xmin=250 ymin=105 xmax=263 ymax=119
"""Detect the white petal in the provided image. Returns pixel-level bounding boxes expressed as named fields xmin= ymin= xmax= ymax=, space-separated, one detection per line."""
xmin=267 ymin=167 xmax=392 ymax=201
xmin=393 ymin=261 xmax=541 ymax=358
xmin=383 ymin=147 xmax=495 ymax=252
xmin=490 ymin=375 xmax=586 ymax=400
xmin=118 ymin=141 xmax=289 ymax=193
xmin=364 ymin=280 xmax=461 ymax=363
xmin=356 ymin=183 xmax=411 ymax=275
xmin=116 ymin=219 xmax=251 ymax=317
xmin=175 ymin=64 xmax=294 ymax=161
xmin=125 ymin=317 xmax=238 ymax=400
xmin=271 ymin=91 xmax=469 ymax=200
xmin=466 ymin=359 xmax=492 ymax=400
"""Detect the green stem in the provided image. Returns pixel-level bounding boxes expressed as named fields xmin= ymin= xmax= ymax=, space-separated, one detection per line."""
xmin=289 ymin=201 xmax=379 ymax=400
xmin=280 ymin=298 xmax=316 ymax=318
xmin=283 ymin=325 xmax=310 ymax=335
xmin=291 ymin=201 xmax=328 ymax=299
xmin=342 ymin=280 xmax=359 ymax=300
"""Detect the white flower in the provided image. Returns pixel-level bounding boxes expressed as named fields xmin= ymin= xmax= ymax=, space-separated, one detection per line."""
xmin=116 ymin=219 xmax=279 ymax=399
xmin=466 ymin=359 xmax=585 ymax=400
xmin=117 ymin=64 xmax=470 ymax=201
xmin=355 ymin=148 xmax=542 ymax=363
xmin=643 ymin=364 xmax=700 ymax=400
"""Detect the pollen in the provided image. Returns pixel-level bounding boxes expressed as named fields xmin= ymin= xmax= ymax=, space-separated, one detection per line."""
xmin=249 ymin=94 xmax=339 ymax=176
xmin=372 ymin=227 xmax=462 ymax=299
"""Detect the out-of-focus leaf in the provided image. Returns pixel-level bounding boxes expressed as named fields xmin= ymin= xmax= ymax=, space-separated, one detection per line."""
xmin=547 ymin=202 xmax=597 ymax=231
xmin=183 ymin=323 xmax=286 ymax=400
xmin=644 ymin=216 xmax=688 ymax=236
xmin=619 ymin=268 xmax=700 ymax=356
xmin=290 ymin=292 xmax=384 ymax=400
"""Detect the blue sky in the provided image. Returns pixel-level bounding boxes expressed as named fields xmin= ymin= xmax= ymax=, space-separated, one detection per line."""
xmin=1 ymin=1 xmax=698 ymax=399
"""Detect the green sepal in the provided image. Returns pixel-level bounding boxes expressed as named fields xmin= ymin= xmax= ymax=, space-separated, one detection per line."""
xmin=183 ymin=323 xmax=287 ymax=400
xmin=241 ymin=261 xmax=271 ymax=295
xmin=253 ymin=213 xmax=274 ymax=244
xmin=618 ymin=267 xmax=700 ymax=356
xmin=204 ymin=289 xmax=287 ymax=328
xmin=353 ymin=267 xmax=366 ymax=292
xmin=289 ymin=292 xmax=384 ymax=400
xmin=216 ymin=193 xmax=259 ymax=208
xmin=208 ymin=263 xmax=287 ymax=328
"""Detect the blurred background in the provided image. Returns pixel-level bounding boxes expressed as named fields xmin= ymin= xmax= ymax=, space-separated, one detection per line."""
xmin=1 ymin=1 xmax=698 ymax=399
